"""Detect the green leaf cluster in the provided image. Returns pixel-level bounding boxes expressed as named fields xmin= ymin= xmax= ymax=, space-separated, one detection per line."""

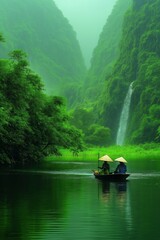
xmin=0 ymin=45 xmax=84 ymax=165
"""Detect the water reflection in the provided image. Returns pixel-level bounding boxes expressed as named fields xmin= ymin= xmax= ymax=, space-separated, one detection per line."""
xmin=100 ymin=180 xmax=111 ymax=203
xmin=98 ymin=179 xmax=133 ymax=235
xmin=1 ymin=160 xmax=160 ymax=240
xmin=99 ymin=180 xmax=128 ymax=203
xmin=101 ymin=180 xmax=110 ymax=193
xmin=115 ymin=181 xmax=127 ymax=192
xmin=115 ymin=182 xmax=128 ymax=208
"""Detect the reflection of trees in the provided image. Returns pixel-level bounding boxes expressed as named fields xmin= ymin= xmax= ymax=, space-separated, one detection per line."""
xmin=0 ymin=173 xmax=68 ymax=239
xmin=0 ymin=171 xmax=132 ymax=239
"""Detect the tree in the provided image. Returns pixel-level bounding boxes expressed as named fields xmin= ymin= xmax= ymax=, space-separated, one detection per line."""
xmin=0 ymin=49 xmax=84 ymax=164
xmin=70 ymin=107 xmax=95 ymax=134
xmin=86 ymin=124 xmax=111 ymax=146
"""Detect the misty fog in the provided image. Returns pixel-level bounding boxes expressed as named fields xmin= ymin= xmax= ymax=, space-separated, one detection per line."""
xmin=53 ymin=0 xmax=117 ymax=67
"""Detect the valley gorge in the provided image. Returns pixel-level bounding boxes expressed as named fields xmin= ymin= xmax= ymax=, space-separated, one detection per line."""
xmin=0 ymin=0 xmax=160 ymax=146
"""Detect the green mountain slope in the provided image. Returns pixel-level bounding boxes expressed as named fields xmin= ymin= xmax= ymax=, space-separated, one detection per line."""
xmin=83 ymin=0 xmax=131 ymax=104
xmin=68 ymin=0 xmax=132 ymax=146
xmin=0 ymin=0 xmax=86 ymax=103
xmin=100 ymin=0 xmax=160 ymax=144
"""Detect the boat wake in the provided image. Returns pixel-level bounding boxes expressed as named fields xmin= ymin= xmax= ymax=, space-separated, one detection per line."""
xmin=9 ymin=169 xmax=93 ymax=177
xmin=40 ymin=170 xmax=92 ymax=176
xmin=130 ymin=172 xmax=160 ymax=179
xmin=8 ymin=170 xmax=160 ymax=179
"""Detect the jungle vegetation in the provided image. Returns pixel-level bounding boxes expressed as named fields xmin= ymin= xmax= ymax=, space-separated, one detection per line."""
xmin=97 ymin=0 xmax=160 ymax=144
xmin=70 ymin=0 xmax=132 ymax=145
xmin=1 ymin=0 xmax=160 ymax=166
xmin=0 ymin=35 xmax=84 ymax=165
xmin=75 ymin=0 xmax=160 ymax=146
xmin=83 ymin=0 xmax=132 ymax=104
xmin=0 ymin=0 xmax=86 ymax=107
xmin=46 ymin=143 xmax=160 ymax=162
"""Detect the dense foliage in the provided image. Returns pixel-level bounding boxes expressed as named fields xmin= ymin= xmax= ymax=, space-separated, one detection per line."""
xmin=70 ymin=0 xmax=131 ymax=146
xmin=82 ymin=0 xmax=132 ymax=105
xmin=0 ymin=37 xmax=84 ymax=164
xmin=97 ymin=0 xmax=160 ymax=144
xmin=70 ymin=107 xmax=111 ymax=146
xmin=0 ymin=0 xmax=86 ymax=106
xmin=1 ymin=0 xmax=159 ymax=149
xmin=46 ymin=143 xmax=160 ymax=162
xmin=73 ymin=0 xmax=160 ymax=146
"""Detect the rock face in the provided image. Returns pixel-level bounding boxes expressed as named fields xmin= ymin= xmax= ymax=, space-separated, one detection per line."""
xmin=0 ymin=0 xmax=86 ymax=103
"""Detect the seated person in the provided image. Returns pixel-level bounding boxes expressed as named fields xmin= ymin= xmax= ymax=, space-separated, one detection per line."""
xmin=99 ymin=161 xmax=110 ymax=174
xmin=114 ymin=162 xmax=127 ymax=174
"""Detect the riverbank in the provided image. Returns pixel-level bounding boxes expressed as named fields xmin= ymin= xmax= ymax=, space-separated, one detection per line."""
xmin=45 ymin=143 xmax=160 ymax=162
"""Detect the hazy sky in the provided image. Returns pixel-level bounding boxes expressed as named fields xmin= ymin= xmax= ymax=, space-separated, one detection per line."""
xmin=53 ymin=0 xmax=117 ymax=67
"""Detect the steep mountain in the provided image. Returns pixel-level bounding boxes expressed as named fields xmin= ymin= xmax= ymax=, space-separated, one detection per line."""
xmin=68 ymin=0 xmax=132 ymax=146
xmin=99 ymin=0 xmax=160 ymax=144
xmin=0 ymin=0 xmax=86 ymax=104
xmin=82 ymin=0 xmax=132 ymax=105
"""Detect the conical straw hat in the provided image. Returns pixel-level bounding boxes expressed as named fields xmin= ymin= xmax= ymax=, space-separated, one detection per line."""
xmin=115 ymin=157 xmax=127 ymax=163
xmin=99 ymin=155 xmax=113 ymax=162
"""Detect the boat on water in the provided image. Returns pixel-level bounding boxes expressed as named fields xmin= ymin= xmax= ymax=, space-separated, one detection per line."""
xmin=93 ymin=171 xmax=130 ymax=181
xmin=93 ymin=154 xmax=130 ymax=181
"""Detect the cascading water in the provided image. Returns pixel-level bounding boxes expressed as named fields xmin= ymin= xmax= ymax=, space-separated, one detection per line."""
xmin=116 ymin=82 xmax=133 ymax=145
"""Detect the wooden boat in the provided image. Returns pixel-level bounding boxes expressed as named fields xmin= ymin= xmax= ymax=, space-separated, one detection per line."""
xmin=93 ymin=154 xmax=130 ymax=181
xmin=93 ymin=171 xmax=130 ymax=181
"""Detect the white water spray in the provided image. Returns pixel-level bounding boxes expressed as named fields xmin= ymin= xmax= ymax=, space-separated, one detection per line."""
xmin=116 ymin=82 xmax=133 ymax=145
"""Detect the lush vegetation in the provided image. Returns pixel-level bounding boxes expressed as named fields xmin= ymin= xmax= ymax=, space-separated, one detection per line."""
xmin=82 ymin=0 xmax=132 ymax=105
xmin=98 ymin=0 xmax=160 ymax=144
xmin=46 ymin=143 xmax=160 ymax=162
xmin=0 ymin=34 xmax=84 ymax=165
xmin=1 ymin=0 xmax=160 ymax=166
xmin=70 ymin=107 xmax=111 ymax=146
xmin=70 ymin=0 xmax=132 ymax=146
xmin=76 ymin=0 xmax=160 ymax=146
xmin=0 ymin=0 xmax=86 ymax=106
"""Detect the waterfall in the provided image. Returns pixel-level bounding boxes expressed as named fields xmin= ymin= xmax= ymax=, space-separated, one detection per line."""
xmin=116 ymin=82 xmax=133 ymax=145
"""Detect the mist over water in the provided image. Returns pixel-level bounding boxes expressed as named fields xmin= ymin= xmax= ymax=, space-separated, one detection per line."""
xmin=53 ymin=0 xmax=117 ymax=67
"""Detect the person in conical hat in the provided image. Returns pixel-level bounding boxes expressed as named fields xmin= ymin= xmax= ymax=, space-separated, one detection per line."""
xmin=101 ymin=161 xmax=110 ymax=174
xmin=99 ymin=155 xmax=113 ymax=174
xmin=114 ymin=157 xmax=127 ymax=174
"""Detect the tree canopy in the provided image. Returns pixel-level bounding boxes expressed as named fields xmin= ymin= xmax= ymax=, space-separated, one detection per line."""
xmin=0 ymin=44 xmax=84 ymax=165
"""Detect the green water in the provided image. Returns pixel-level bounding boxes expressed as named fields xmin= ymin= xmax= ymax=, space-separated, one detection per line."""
xmin=0 ymin=160 xmax=160 ymax=240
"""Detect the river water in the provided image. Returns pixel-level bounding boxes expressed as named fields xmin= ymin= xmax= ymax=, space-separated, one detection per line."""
xmin=0 ymin=160 xmax=160 ymax=240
